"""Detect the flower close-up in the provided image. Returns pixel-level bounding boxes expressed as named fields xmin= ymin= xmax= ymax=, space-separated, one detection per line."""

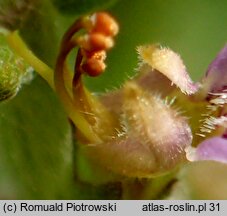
xmin=1 ymin=0 xmax=227 ymax=200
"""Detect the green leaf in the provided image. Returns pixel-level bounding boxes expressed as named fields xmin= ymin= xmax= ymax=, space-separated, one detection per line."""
xmin=19 ymin=1 xmax=60 ymax=67
xmin=52 ymin=0 xmax=119 ymax=15
xmin=0 ymin=77 xmax=72 ymax=199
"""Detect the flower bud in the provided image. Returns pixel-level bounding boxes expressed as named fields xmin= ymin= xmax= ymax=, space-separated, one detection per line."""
xmin=0 ymin=46 xmax=32 ymax=101
xmin=84 ymin=82 xmax=192 ymax=177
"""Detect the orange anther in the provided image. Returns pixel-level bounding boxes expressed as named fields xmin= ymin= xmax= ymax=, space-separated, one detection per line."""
xmin=77 ymin=33 xmax=113 ymax=52
xmin=82 ymin=58 xmax=106 ymax=77
xmin=84 ymin=50 xmax=107 ymax=61
xmin=91 ymin=12 xmax=119 ymax=37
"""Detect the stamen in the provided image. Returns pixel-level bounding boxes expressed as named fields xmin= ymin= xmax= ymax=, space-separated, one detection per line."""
xmin=55 ymin=12 xmax=119 ymax=142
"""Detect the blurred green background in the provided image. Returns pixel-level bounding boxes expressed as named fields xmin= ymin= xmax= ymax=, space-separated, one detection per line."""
xmin=1 ymin=0 xmax=227 ymax=199
xmin=96 ymin=0 xmax=227 ymax=91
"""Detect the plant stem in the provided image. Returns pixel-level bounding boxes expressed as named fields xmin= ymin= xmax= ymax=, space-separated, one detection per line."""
xmin=6 ymin=30 xmax=100 ymax=143
xmin=55 ymin=53 xmax=100 ymax=143
xmin=6 ymin=31 xmax=54 ymax=88
xmin=121 ymin=172 xmax=176 ymax=200
xmin=55 ymin=21 xmax=101 ymax=143
xmin=141 ymin=172 xmax=176 ymax=199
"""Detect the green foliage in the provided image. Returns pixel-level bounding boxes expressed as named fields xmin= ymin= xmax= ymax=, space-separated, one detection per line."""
xmin=52 ymin=0 xmax=119 ymax=15
xmin=19 ymin=1 xmax=60 ymax=67
xmin=85 ymin=0 xmax=227 ymax=91
xmin=0 ymin=77 xmax=72 ymax=199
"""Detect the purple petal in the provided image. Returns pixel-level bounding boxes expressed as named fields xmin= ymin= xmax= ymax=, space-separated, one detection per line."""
xmin=137 ymin=45 xmax=199 ymax=95
xmin=92 ymin=82 xmax=192 ymax=178
xmin=205 ymin=45 xmax=227 ymax=93
xmin=136 ymin=64 xmax=176 ymax=96
xmin=193 ymin=136 xmax=227 ymax=163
